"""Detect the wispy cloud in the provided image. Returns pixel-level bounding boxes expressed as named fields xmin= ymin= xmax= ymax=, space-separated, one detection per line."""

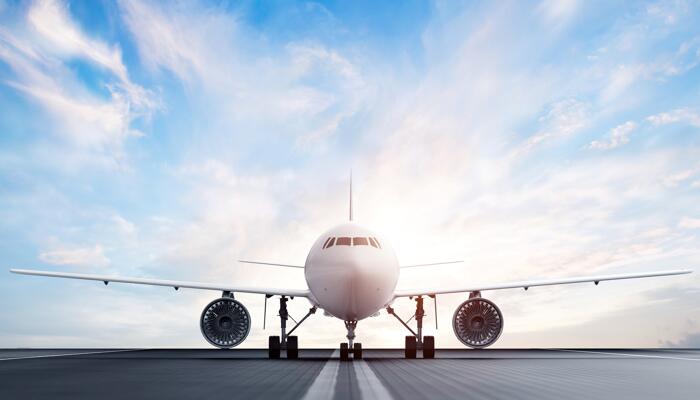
xmin=28 ymin=0 xmax=128 ymax=81
xmin=39 ymin=244 xmax=110 ymax=267
xmin=537 ymin=0 xmax=580 ymax=30
xmin=0 ymin=0 xmax=158 ymax=157
xmin=589 ymin=121 xmax=637 ymax=150
xmin=679 ymin=217 xmax=700 ymax=229
xmin=647 ymin=107 xmax=700 ymax=127
xmin=119 ymin=0 xmax=368 ymax=148
xmin=517 ymin=98 xmax=590 ymax=154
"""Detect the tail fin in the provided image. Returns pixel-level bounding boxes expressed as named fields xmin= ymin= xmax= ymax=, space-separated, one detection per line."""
xmin=349 ymin=170 xmax=353 ymax=221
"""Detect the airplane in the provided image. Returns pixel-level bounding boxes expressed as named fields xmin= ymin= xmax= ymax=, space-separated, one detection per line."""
xmin=10 ymin=177 xmax=693 ymax=360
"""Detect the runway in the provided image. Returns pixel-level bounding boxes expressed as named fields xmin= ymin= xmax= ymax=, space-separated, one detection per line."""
xmin=1 ymin=349 xmax=698 ymax=399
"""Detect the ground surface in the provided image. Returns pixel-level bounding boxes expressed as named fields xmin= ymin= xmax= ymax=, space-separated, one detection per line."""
xmin=1 ymin=348 xmax=698 ymax=399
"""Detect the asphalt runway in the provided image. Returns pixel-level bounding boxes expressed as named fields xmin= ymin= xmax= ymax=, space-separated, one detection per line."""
xmin=1 ymin=348 xmax=698 ymax=399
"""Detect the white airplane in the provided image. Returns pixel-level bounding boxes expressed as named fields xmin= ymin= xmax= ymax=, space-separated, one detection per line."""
xmin=10 ymin=178 xmax=693 ymax=360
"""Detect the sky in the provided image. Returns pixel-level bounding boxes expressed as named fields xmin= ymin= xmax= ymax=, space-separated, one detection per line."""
xmin=1 ymin=0 xmax=699 ymax=349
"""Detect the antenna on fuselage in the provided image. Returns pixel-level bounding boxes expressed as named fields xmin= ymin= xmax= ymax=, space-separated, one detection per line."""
xmin=349 ymin=170 xmax=353 ymax=221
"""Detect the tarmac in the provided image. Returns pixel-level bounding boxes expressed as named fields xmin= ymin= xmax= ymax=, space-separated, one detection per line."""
xmin=1 ymin=348 xmax=698 ymax=399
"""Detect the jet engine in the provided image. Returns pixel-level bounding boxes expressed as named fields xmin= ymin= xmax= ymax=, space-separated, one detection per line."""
xmin=452 ymin=296 xmax=503 ymax=348
xmin=200 ymin=297 xmax=251 ymax=348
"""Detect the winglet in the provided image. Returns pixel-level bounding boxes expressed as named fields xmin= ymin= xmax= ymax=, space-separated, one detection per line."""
xmin=349 ymin=170 xmax=353 ymax=221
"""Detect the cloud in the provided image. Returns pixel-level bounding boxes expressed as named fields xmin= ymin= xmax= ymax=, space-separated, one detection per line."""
xmin=518 ymin=98 xmax=590 ymax=153
xmin=647 ymin=108 xmax=700 ymax=127
xmin=588 ymin=107 xmax=700 ymax=152
xmin=646 ymin=1 xmax=689 ymax=25
xmin=538 ymin=0 xmax=579 ymax=28
xmin=679 ymin=217 xmax=700 ymax=229
xmin=593 ymin=24 xmax=700 ymax=105
xmin=39 ymin=244 xmax=110 ymax=267
xmin=589 ymin=121 xmax=637 ymax=150
xmin=111 ymin=214 xmax=136 ymax=235
xmin=663 ymin=167 xmax=700 ymax=187
xmin=27 ymin=0 xmax=128 ymax=81
xmin=118 ymin=0 xmax=369 ymax=148
xmin=600 ymin=64 xmax=644 ymax=103
xmin=0 ymin=0 xmax=159 ymax=155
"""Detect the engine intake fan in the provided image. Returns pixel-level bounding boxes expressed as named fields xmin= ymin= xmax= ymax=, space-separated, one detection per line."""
xmin=200 ymin=297 xmax=251 ymax=348
xmin=452 ymin=296 xmax=503 ymax=348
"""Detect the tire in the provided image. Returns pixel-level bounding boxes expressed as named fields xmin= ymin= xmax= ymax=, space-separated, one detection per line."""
xmin=287 ymin=336 xmax=298 ymax=359
xmin=340 ymin=343 xmax=349 ymax=361
xmin=353 ymin=343 xmax=362 ymax=360
xmin=405 ymin=336 xmax=417 ymax=359
xmin=269 ymin=336 xmax=280 ymax=359
xmin=423 ymin=336 xmax=435 ymax=359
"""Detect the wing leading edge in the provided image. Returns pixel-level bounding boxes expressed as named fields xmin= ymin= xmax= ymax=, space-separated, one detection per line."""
xmin=10 ymin=269 xmax=310 ymax=298
xmin=393 ymin=269 xmax=692 ymax=298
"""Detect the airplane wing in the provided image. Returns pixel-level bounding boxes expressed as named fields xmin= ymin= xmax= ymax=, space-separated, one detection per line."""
xmin=10 ymin=269 xmax=310 ymax=298
xmin=400 ymin=260 xmax=463 ymax=268
xmin=238 ymin=260 xmax=304 ymax=268
xmin=393 ymin=269 xmax=692 ymax=298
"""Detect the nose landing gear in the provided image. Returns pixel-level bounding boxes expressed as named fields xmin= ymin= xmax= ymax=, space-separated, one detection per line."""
xmin=387 ymin=295 xmax=436 ymax=359
xmin=339 ymin=320 xmax=362 ymax=361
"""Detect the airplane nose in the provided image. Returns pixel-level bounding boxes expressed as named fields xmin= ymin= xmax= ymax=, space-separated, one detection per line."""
xmin=345 ymin=259 xmax=394 ymax=319
xmin=304 ymin=245 xmax=399 ymax=321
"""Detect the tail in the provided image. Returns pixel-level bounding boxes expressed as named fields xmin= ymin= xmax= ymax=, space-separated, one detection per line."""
xmin=349 ymin=170 xmax=353 ymax=221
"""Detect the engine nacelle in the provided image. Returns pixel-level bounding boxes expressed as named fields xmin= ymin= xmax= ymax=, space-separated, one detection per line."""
xmin=452 ymin=297 xmax=503 ymax=348
xmin=200 ymin=297 xmax=251 ymax=348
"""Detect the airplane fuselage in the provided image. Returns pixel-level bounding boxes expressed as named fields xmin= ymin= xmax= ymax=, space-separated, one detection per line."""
xmin=305 ymin=222 xmax=399 ymax=320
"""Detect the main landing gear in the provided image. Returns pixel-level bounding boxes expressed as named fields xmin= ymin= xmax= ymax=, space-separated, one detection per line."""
xmin=268 ymin=295 xmax=317 ymax=359
xmin=339 ymin=320 xmax=362 ymax=361
xmin=387 ymin=295 xmax=436 ymax=359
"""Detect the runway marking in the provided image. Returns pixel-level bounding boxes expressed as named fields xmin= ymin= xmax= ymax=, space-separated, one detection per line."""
xmin=302 ymin=350 xmax=340 ymax=400
xmin=0 ymin=349 xmax=143 ymax=362
xmin=302 ymin=350 xmax=394 ymax=400
xmin=352 ymin=358 xmax=394 ymax=400
xmin=544 ymin=348 xmax=700 ymax=362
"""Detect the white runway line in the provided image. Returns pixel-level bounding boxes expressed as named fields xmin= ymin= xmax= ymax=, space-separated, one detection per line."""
xmin=302 ymin=350 xmax=394 ymax=400
xmin=302 ymin=350 xmax=340 ymax=400
xmin=0 ymin=349 xmax=143 ymax=362
xmin=353 ymin=358 xmax=394 ymax=400
xmin=544 ymin=348 xmax=700 ymax=362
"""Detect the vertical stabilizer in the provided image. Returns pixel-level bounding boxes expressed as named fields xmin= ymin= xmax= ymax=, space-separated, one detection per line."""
xmin=349 ymin=170 xmax=353 ymax=221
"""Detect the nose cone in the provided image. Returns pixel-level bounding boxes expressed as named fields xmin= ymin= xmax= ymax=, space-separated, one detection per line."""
xmin=309 ymin=256 xmax=397 ymax=320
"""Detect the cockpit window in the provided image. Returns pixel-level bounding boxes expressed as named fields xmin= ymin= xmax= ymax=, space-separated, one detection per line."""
xmin=323 ymin=237 xmax=335 ymax=249
xmin=353 ymin=237 xmax=368 ymax=246
xmin=336 ymin=237 xmax=352 ymax=246
xmin=323 ymin=236 xmax=380 ymax=249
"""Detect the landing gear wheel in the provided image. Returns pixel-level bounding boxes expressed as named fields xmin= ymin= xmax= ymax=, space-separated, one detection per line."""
xmin=423 ymin=336 xmax=435 ymax=359
xmin=340 ymin=343 xmax=349 ymax=361
xmin=405 ymin=336 xmax=417 ymax=359
xmin=353 ymin=343 xmax=362 ymax=359
xmin=268 ymin=336 xmax=281 ymax=359
xmin=287 ymin=336 xmax=298 ymax=359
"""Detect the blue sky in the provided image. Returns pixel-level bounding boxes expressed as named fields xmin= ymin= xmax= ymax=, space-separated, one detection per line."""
xmin=1 ymin=0 xmax=699 ymax=348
